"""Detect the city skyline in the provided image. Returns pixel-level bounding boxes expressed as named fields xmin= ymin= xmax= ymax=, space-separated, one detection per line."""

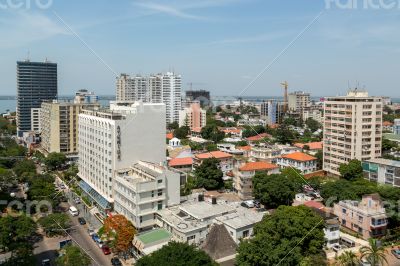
xmin=0 ymin=0 xmax=399 ymax=97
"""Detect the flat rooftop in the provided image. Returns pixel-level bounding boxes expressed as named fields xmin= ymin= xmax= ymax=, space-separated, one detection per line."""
xmin=136 ymin=228 xmax=171 ymax=245
xmin=180 ymin=201 xmax=236 ymax=220
xmin=365 ymin=158 xmax=400 ymax=167
xmin=215 ymin=209 xmax=265 ymax=230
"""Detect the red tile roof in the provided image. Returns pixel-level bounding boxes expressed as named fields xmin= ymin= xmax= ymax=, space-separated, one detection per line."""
xmin=383 ymin=121 xmax=394 ymax=126
xmin=294 ymin=142 xmax=323 ymax=150
xmin=246 ymin=133 xmax=271 ymax=142
xmin=168 ymin=157 xmax=193 ymax=167
xmin=281 ymin=152 xmax=317 ymax=162
xmin=195 ymin=151 xmax=232 ymax=160
xmin=166 ymin=133 xmax=173 ymax=140
xmin=237 ymin=145 xmax=251 ymax=151
xmin=304 ymin=200 xmax=324 ymax=210
xmin=239 ymin=161 xmax=279 ymax=172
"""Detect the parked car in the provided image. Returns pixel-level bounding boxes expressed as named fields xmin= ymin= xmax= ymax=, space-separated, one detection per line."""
xmin=392 ymin=249 xmax=400 ymax=259
xmin=102 ymin=245 xmax=111 ymax=255
xmin=97 ymin=240 xmax=105 ymax=248
xmin=92 ymin=234 xmax=100 ymax=242
xmin=69 ymin=206 xmax=79 ymax=216
xmin=87 ymin=228 xmax=95 ymax=236
xmin=42 ymin=259 xmax=51 ymax=266
xmin=74 ymin=198 xmax=81 ymax=204
xmin=253 ymin=200 xmax=261 ymax=208
xmin=59 ymin=183 xmax=66 ymax=189
xmin=332 ymin=244 xmax=343 ymax=253
xmin=78 ymin=217 xmax=86 ymax=225
xmin=241 ymin=200 xmax=255 ymax=208
xmin=111 ymin=257 xmax=122 ymax=266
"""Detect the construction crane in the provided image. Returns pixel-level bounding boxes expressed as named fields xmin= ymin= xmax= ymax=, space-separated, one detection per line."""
xmin=280 ymin=81 xmax=289 ymax=113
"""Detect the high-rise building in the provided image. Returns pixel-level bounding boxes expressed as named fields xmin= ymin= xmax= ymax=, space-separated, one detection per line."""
xmin=288 ymin=91 xmax=311 ymax=113
xmin=116 ymin=72 xmax=182 ymax=124
xmin=77 ymin=101 xmax=166 ymax=214
xmin=185 ymin=90 xmax=210 ymax=107
xmin=260 ymin=100 xmax=278 ymax=125
xmin=74 ymin=89 xmax=99 ymax=104
xmin=323 ymin=90 xmax=383 ymax=176
xmin=40 ymin=91 xmax=100 ymax=157
xmin=178 ymin=101 xmax=206 ymax=130
xmin=17 ymin=60 xmax=57 ymax=136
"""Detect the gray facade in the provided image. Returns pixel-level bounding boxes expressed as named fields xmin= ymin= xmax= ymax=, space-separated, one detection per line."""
xmin=17 ymin=61 xmax=57 ymax=136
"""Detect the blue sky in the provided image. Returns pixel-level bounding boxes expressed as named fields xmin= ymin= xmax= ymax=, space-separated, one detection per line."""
xmin=0 ymin=0 xmax=399 ymax=97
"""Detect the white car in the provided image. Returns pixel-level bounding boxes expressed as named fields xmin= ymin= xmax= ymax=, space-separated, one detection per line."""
xmin=69 ymin=206 xmax=79 ymax=216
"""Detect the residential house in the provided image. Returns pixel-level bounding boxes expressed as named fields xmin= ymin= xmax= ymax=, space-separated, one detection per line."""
xmin=194 ymin=151 xmax=234 ymax=174
xmin=276 ymin=152 xmax=318 ymax=174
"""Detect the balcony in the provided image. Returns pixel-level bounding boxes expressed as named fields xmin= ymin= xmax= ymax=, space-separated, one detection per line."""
xmin=370 ymin=219 xmax=387 ymax=228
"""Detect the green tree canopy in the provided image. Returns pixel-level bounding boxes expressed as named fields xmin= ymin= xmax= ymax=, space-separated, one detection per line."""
xmin=200 ymin=124 xmax=225 ymax=142
xmin=339 ymin=159 xmax=363 ymax=180
xmin=136 ymin=242 xmax=217 ymax=266
xmin=45 ymin=152 xmax=67 ymax=171
xmin=194 ymin=158 xmax=224 ymax=190
xmin=0 ymin=215 xmax=37 ymax=251
xmin=38 ymin=213 xmax=71 ymax=237
xmin=305 ymin=118 xmax=321 ymax=132
xmin=275 ymin=124 xmax=297 ymax=144
xmin=13 ymin=159 xmax=36 ymax=178
xmin=252 ymin=169 xmax=303 ymax=208
xmin=174 ymin=126 xmax=190 ymax=139
xmin=236 ymin=206 xmax=325 ymax=266
xmin=56 ymin=244 xmax=91 ymax=266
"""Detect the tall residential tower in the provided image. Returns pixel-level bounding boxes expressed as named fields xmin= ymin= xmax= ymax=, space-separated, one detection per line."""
xmin=16 ymin=60 xmax=57 ymax=136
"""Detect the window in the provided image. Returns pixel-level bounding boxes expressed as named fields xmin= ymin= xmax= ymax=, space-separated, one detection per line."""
xmin=158 ymin=189 xmax=162 ymax=196
xmin=158 ymin=179 xmax=162 ymax=183
xmin=342 ymin=219 xmax=346 ymax=225
xmin=242 ymin=230 xmax=249 ymax=238
xmin=158 ymin=201 xmax=163 ymax=210
xmin=342 ymin=208 xmax=346 ymax=214
xmin=187 ymin=235 xmax=195 ymax=241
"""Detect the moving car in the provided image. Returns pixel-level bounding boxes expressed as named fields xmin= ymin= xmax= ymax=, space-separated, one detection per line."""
xmin=102 ymin=245 xmax=111 ymax=255
xmin=392 ymin=248 xmax=400 ymax=259
xmin=111 ymin=257 xmax=122 ymax=266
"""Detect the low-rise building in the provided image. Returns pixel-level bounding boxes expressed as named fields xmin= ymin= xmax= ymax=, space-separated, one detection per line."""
xmin=383 ymin=121 xmax=394 ymax=132
xmin=362 ymin=158 xmax=400 ymax=187
xmin=168 ymin=157 xmax=193 ymax=172
xmin=394 ymin=119 xmax=400 ymax=135
xmin=276 ymin=152 xmax=318 ymax=174
xmin=132 ymin=228 xmax=172 ymax=259
xmin=333 ymin=194 xmax=387 ymax=240
xmin=294 ymin=142 xmax=323 ymax=155
xmin=194 ymin=151 xmax=233 ymax=174
xmin=313 ymin=209 xmax=341 ymax=248
xmin=234 ymin=161 xmax=280 ymax=200
xmin=155 ymin=197 xmax=264 ymax=245
xmin=113 ymin=161 xmax=180 ymax=231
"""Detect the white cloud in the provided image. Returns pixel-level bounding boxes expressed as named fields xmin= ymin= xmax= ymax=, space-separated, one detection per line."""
xmin=0 ymin=11 xmax=70 ymax=49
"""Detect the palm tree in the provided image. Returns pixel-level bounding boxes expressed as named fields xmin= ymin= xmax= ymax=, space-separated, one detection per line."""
xmin=360 ymin=238 xmax=388 ymax=266
xmin=336 ymin=251 xmax=359 ymax=266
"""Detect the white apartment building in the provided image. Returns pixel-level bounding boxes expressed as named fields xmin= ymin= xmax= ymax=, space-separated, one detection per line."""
xmin=113 ymin=161 xmax=180 ymax=231
xmin=288 ymin=91 xmax=311 ymax=112
xmin=276 ymin=152 xmax=318 ymax=174
xmin=178 ymin=101 xmax=206 ymax=130
xmin=323 ymin=90 xmax=383 ymax=176
xmin=77 ymin=101 xmax=166 ymax=214
xmin=116 ymin=72 xmax=182 ymax=124
xmin=362 ymin=158 xmax=400 ymax=187
xmin=31 ymin=108 xmax=41 ymax=133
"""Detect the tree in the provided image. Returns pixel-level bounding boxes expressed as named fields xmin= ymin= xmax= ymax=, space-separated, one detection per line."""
xmin=200 ymin=124 xmax=225 ymax=142
xmin=252 ymin=170 xmax=303 ymax=208
xmin=1 ymin=242 xmax=35 ymax=266
xmin=0 ymin=215 xmax=37 ymax=251
xmin=360 ymin=238 xmax=388 ymax=266
xmin=0 ymin=168 xmax=16 ymax=191
xmin=193 ymin=158 xmax=224 ymax=190
xmin=45 ymin=152 xmax=67 ymax=170
xmin=205 ymin=144 xmax=218 ymax=152
xmin=336 ymin=251 xmax=359 ymax=266
xmin=382 ymin=138 xmax=398 ymax=152
xmin=315 ymin=150 xmax=323 ymax=169
xmin=102 ymin=214 xmax=136 ymax=253
xmin=136 ymin=242 xmax=217 ymax=266
xmin=236 ymin=206 xmax=325 ymax=266
xmin=305 ymin=118 xmax=321 ymax=132
xmin=275 ymin=124 xmax=296 ymax=144
xmin=167 ymin=121 xmax=179 ymax=131
xmin=56 ymin=244 xmax=91 ymax=266
xmin=339 ymin=159 xmax=363 ymax=180
xmin=174 ymin=126 xmax=190 ymax=139
xmin=38 ymin=213 xmax=71 ymax=237
xmin=13 ymin=159 xmax=36 ymax=178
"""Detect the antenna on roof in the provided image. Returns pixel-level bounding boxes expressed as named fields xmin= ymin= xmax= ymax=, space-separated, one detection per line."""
xmin=26 ymin=50 xmax=30 ymax=62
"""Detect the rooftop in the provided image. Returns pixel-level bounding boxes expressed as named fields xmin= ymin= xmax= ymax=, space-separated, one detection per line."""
xmin=136 ymin=228 xmax=171 ymax=245
xmin=281 ymin=152 xmax=317 ymax=162
xmin=294 ymin=142 xmax=323 ymax=150
xmin=195 ymin=151 xmax=232 ymax=160
xmin=180 ymin=201 xmax=235 ymax=220
xmin=215 ymin=209 xmax=265 ymax=229
xmin=168 ymin=157 xmax=193 ymax=167
xmin=239 ymin=161 xmax=279 ymax=172
xmin=364 ymin=158 xmax=400 ymax=168
xmin=246 ymin=133 xmax=271 ymax=142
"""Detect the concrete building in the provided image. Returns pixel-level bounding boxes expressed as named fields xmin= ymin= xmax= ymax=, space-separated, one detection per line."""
xmin=185 ymin=90 xmax=210 ymax=107
xmin=260 ymin=100 xmax=278 ymax=125
xmin=30 ymin=108 xmax=41 ymax=133
xmin=249 ymin=143 xmax=299 ymax=162
xmin=116 ymin=72 xmax=182 ymax=124
xmin=234 ymin=161 xmax=280 ymax=200
xmin=394 ymin=119 xmax=400 ymax=135
xmin=178 ymin=101 xmax=206 ymax=130
xmin=40 ymin=97 xmax=100 ymax=157
xmin=276 ymin=152 xmax=318 ymax=174
xmin=74 ymin=89 xmax=99 ymax=104
xmin=17 ymin=60 xmax=57 ymax=136
xmin=77 ymin=101 xmax=166 ymax=214
xmin=155 ymin=198 xmax=264 ymax=245
xmin=333 ymin=194 xmax=387 ymax=239
xmin=288 ymin=91 xmax=310 ymax=113
xmin=313 ymin=209 xmax=341 ymax=248
xmin=362 ymin=158 xmax=400 ymax=187
xmin=113 ymin=161 xmax=180 ymax=231
xmin=323 ymin=90 xmax=383 ymax=176
xmin=302 ymin=108 xmax=323 ymax=124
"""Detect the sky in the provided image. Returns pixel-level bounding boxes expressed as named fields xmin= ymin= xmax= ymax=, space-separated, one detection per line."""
xmin=0 ymin=0 xmax=399 ymax=97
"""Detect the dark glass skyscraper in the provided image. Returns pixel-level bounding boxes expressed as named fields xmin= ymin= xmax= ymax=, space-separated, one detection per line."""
xmin=16 ymin=60 xmax=57 ymax=136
